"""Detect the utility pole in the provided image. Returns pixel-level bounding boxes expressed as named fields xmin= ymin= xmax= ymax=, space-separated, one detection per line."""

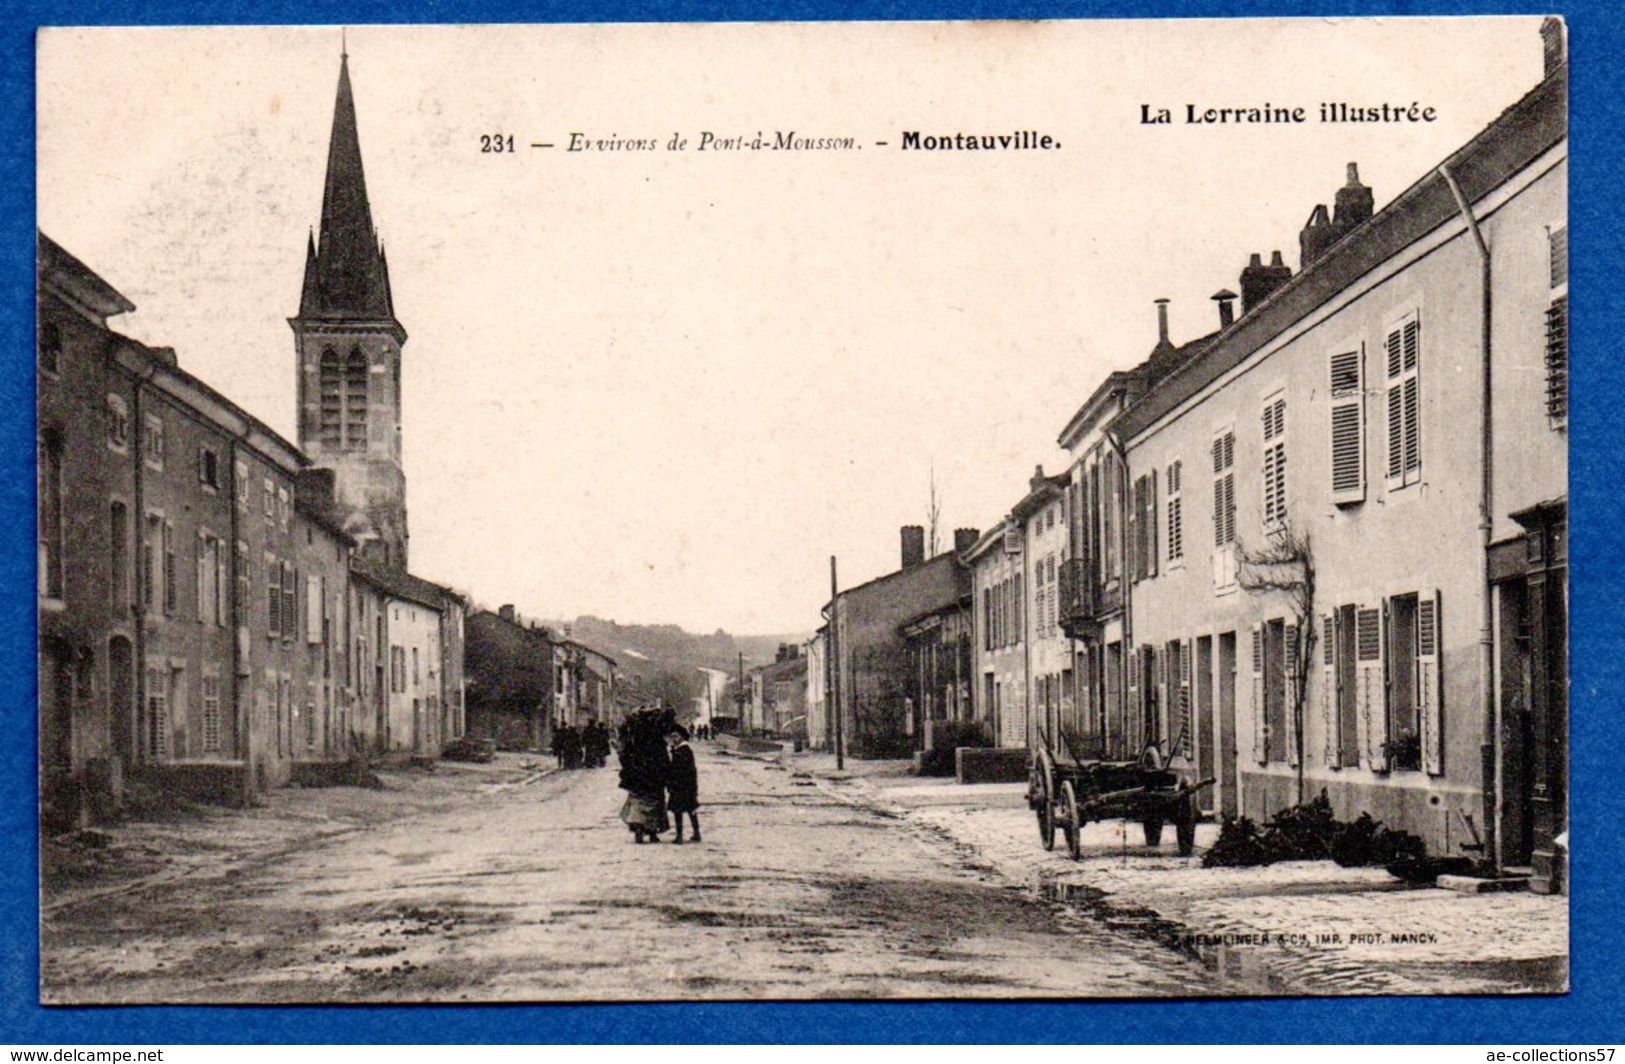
xmin=830 ymin=555 xmax=844 ymax=771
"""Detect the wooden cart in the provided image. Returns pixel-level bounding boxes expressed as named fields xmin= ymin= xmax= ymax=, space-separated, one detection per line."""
xmin=1027 ymin=729 xmax=1214 ymax=860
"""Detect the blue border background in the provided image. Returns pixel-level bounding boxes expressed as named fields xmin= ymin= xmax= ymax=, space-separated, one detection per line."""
xmin=3 ymin=0 xmax=1620 ymax=1045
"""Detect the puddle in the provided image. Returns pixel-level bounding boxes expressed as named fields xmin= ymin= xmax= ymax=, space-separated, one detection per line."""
xmin=1032 ymin=874 xmax=1289 ymax=995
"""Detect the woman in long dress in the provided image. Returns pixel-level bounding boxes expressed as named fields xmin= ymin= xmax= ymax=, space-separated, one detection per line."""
xmin=617 ymin=709 xmax=673 ymax=843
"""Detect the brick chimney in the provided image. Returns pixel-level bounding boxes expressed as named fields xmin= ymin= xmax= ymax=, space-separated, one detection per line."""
xmin=499 ymin=604 xmax=516 ymax=623
xmin=1542 ymin=17 xmax=1566 ymax=78
xmin=900 ymin=525 xmax=926 ymax=569
xmin=1240 ymin=251 xmax=1292 ymax=312
xmin=1333 ymin=162 xmax=1373 ymax=229
xmin=953 ymin=527 xmax=980 ymax=554
xmin=1212 ymin=289 xmax=1238 ymax=329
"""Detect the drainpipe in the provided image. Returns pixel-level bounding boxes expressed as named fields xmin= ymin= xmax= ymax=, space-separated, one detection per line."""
xmin=1105 ymin=428 xmax=1132 ymax=758
xmin=228 ymin=429 xmax=249 ymax=804
xmin=1441 ymin=164 xmax=1498 ymax=872
xmin=129 ymin=357 xmax=157 ymax=779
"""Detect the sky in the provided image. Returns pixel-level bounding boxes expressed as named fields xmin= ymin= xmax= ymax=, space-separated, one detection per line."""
xmin=37 ymin=18 xmax=1545 ymax=633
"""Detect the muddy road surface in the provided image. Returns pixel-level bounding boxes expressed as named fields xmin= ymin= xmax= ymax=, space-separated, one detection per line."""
xmin=43 ymin=746 xmax=1234 ymax=1002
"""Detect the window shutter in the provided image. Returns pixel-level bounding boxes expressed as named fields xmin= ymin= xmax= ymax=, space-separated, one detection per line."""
xmin=307 ymin=574 xmax=323 ymax=645
xmin=1355 ymin=604 xmax=1388 ymax=770
xmin=1283 ymin=622 xmax=1300 ymax=767
xmin=196 ymin=531 xmax=207 ymax=622
xmin=1128 ymin=476 xmax=1143 ymax=581
xmin=1126 ymin=652 xmax=1139 ymax=749
xmin=1153 ymin=646 xmax=1167 ymax=748
xmin=162 ymin=520 xmax=176 ymax=615
xmin=1179 ymin=638 xmax=1193 ymax=759
xmin=1385 ymin=325 xmax=1405 ymax=485
xmin=1249 ymin=623 xmax=1266 ymax=766
xmin=1418 ymin=588 xmax=1443 ymax=776
xmin=1329 ymin=347 xmax=1365 ymax=504
xmin=1321 ymin=613 xmax=1338 ymax=768
xmin=270 ymin=557 xmax=281 ymax=636
xmin=1147 ymin=468 xmax=1159 ymax=578
xmin=284 ymin=563 xmax=297 ymax=641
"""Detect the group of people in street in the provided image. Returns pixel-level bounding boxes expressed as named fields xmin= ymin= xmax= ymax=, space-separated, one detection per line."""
xmin=551 ymin=719 xmax=612 ymax=770
xmin=616 ymin=707 xmax=702 ymax=845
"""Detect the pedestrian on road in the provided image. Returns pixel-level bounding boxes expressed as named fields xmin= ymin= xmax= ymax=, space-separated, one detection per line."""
xmin=666 ymin=724 xmax=701 ymax=844
xmin=618 ymin=707 xmax=673 ymax=843
xmin=559 ymin=722 xmax=583 ymax=770
xmin=586 ymin=721 xmax=610 ymax=768
xmin=550 ymin=721 xmax=566 ymax=768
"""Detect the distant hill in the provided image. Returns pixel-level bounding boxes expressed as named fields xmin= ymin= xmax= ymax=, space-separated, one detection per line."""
xmin=553 ymin=615 xmax=811 ymax=691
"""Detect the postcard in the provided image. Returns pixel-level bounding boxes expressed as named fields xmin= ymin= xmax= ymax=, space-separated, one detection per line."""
xmin=35 ymin=17 xmax=1567 ymax=1003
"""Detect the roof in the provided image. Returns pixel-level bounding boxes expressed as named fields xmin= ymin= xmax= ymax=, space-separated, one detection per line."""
xmin=1010 ymin=468 xmax=1071 ymax=521
xmin=899 ymin=592 xmax=974 ymax=638
xmin=1113 ymin=63 xmax=1566 ymax=443
xmin=826 ymin=549 xmax=965 ymax=609
xmin=38 ymin=232 xmax=136 ymax=320
xmin=296 ymin=53 xmax=399 ymax=328
xmin=1057 ymin=370 xmax=1139 ymax=451
xmin=958 ymin=520 xmax=1010 ymax=563
xmin=351 ymin=560 xmax=457 ymax=612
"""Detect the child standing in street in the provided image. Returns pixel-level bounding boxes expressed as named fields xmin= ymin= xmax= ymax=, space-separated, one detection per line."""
xmin=666 ymin=725 xmax=701 ymax=844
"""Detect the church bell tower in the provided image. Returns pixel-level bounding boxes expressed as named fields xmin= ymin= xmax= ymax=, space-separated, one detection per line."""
xmin=290 ymin=48 xmax=409 ymax=568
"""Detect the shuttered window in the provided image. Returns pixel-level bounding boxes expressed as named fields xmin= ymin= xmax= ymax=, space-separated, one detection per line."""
xmin=1166 ymin=460 xmax=1184 ymax=563
xmin=1355 ymin=606 xmax=1387 ymax=770
xmin=1261 ymin=396 xmax=1287 ymax=527
xmin=267 ymin=553 xmax=282 ymax=638
xmin=1329 ymin=346 xmax=1365 ymax=504
xmin=1384 ymin=314 xmax=1422 ymax=488
xmin=1212 ymin=431 xmax=1236 ymax=547
xmin=201 ymin=673 xmax=222 ymax=754
xmin=1546 ymin=225 xmax=1568 ymax=426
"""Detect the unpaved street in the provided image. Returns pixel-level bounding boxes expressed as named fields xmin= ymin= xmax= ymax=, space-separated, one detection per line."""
xmin=42 ymin=746 xmax=1238 ymax=1002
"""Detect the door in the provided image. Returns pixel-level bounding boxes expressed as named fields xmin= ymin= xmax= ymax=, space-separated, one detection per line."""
xmin=1196 ymin=636 xmax=1215 ymax=814
xmin=109 ymin=637 xmax=134 ymax=767
xmin=1218 ymin=632 xmax=1238 ymax=819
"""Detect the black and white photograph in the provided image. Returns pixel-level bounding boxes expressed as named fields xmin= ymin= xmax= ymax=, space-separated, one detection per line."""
xmin=35 ymin=16 xmax=1567 ymax=1004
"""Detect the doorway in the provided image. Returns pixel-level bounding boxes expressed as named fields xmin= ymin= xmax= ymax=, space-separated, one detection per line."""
xmin=1218 ymin=631 xmax=1238 ymax=819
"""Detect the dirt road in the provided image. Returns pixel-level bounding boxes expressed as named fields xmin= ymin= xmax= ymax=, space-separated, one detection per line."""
xmin=42 ymin=746 xmax=1237 ymax=1003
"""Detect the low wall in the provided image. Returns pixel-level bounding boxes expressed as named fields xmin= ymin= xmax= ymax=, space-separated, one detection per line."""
xmin=956 ymin=747 xmax=1029 ymax=784
xmin=145 ymin=761 xmax=250 ymax=807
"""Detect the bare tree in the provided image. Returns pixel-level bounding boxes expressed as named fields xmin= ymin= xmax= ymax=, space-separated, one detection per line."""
xmin=927 ymin=463 xmax=941 ymax=557
xmin=1236 ymin=522 xmax=1317 ymax=804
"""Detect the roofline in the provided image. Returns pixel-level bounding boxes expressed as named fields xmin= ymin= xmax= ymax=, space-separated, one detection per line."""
xmin=38 ymin=231 xmax=136 ymax=320
xmin=1057 ymin=370 xmax=1139 ymax=450
xmin=825 ymin=550 xmax=966 ymax=611
xmin=109 ymin=334 xmax=308 ymax=473
xmin=1113 ymin=63 xmax=1566 ymax=443
xmin=959 ymin=520 xmax=1011 ymax=563
xmin=1010 ymin=471 xmax=1071 ymax=520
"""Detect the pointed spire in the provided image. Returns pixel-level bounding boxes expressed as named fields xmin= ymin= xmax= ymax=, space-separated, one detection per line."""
xmin=298 ymin=47 xmax=396 ymax=322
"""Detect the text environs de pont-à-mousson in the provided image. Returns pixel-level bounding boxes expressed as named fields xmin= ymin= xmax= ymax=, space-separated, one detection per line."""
xmin=561 ymin=130 xmax=1062 ymax=152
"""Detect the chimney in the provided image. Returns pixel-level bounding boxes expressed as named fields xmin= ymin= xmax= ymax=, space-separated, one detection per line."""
xmin=1240 ymin=251 xmax=1292 ymax=312
xmin=1541 ymin=17 xmax=1566 ymax=78
xmin=1299 ymin=203 xmax=1336 ymax=267
xmin=900 ymin=525 xmax=926 ymax=569
xmin=1333 ymin=163 xmax=1373 ymax=230
xmin=1211 ymin=289 xmax=1238 ymax=329
xmin=953 ymin=527 xmax=980 ymax=555
xmin=1154 ymin=298 xmax=1171 ymax=345
xmin=499 ymin=604 xmax=516 ymax=623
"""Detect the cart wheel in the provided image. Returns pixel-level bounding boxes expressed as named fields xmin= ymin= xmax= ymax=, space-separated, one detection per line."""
xmin=1143 ymin=817 xmax=1165 ymax=847
xmin=1174 ymin=796 xmax=1198 ymax=857
xmin=1032 ymin=755 xmax=1055 ymax=851
xmin=1061 ymin=780 xmax=1082 ymax=860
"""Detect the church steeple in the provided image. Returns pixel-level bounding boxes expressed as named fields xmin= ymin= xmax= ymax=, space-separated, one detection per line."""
xmin=290 ymin=46 xmax=410 ymax=570
xmin=299 ymin=51 xmax=397 ymax=324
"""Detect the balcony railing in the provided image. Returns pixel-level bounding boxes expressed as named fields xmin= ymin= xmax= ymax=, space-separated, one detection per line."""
xmin=1058 ymin=557 xmax=1099 ymax=629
